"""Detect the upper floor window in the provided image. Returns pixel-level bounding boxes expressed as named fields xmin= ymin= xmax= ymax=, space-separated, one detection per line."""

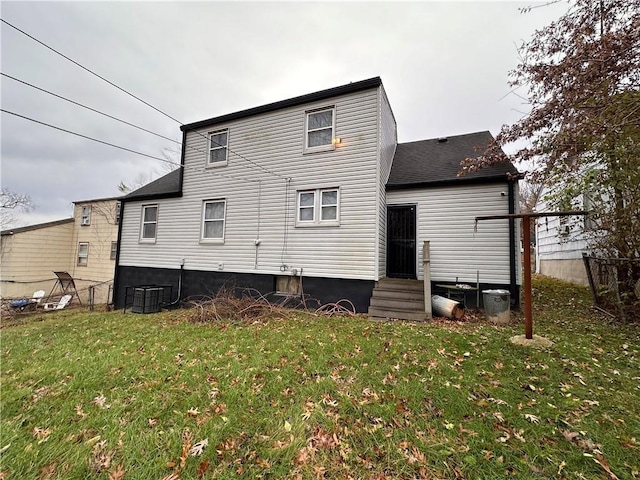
xmin=115 ymin=202 xmax=121 ymax=224
xmin=208 ymin=130 xmax=228 ymax=166
xmin=297 ymin=188 xmax=339 ymax=226
xmin=77 ymin=242 xmax=89 ymax=266
xmin=81 ymin=205 xmax=91 ymax=226
xmin=305 ymin=107 xmax=335 ymax=152
xmin=110 ymin=241 xmax=118 ymax=260
xmin=140 ymin=204 xmax=158 ymax=242
xmin=201 ymin=199 xmax=226 ymax=242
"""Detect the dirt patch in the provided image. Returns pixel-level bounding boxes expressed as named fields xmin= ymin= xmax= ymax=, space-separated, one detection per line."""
xmin=510 ymin=334 xmax=554 ymax=348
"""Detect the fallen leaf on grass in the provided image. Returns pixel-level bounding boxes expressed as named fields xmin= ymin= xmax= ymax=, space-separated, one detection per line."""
xmin=524 ymin=414 xmax=540 ymax=424
xmin=38 ymin=463 xmax=56 ymax=480
xmin=161 ymin=473 xmax=180 ymax=480
xmin=189 ymin=439 xmax=208 ymax=457
xmin=93 ymin=394 xmax=110 ymax=409
xmin=594 ymin=453 xmax=620 ymax=480
xmin=186 ymin=407 xmax=200 ymax=418
xmin=108 ymin=464 xmax=125 ymax=480
xmin=33 ymin=427 xmax=52 ymax=442
xmin=196 ymin=460 xmax=210 ymax=478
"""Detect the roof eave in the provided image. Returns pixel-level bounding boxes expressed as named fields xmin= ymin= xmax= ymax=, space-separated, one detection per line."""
xmin=386 ymin=175 xmax=514 ymax=191
xmin=181 ymin=77 xmax=383 ymax=132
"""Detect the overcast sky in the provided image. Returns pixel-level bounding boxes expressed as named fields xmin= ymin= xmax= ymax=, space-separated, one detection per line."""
xmin=1 ymin=0 xmax=569 ymax=227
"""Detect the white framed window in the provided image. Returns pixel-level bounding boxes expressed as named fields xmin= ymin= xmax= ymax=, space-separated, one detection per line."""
xmin=115 ymin=202 xmax=121 ymax=224
xmin=305 ymin=107 xmax=335 ymax=152
xmin=208 ymin=129 xmax=228 ymax=166
xmin=110 ymin=241 xmax=118 ymax=260
xmin=77 ymin=242 xmax=89 ymax=266
xmin=140 ymin=204 xmax=158 ymax=242
xmin=201 ymin=199 xmax=226 ymax=242
xmin=81 ymin=205 xmax=91 ymax=226
xmin=296 ymin=188 xmax=340 ymax=226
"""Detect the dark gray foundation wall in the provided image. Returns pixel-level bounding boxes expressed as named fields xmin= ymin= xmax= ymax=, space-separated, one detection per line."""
xmin=115 ymin=266 xmax=376 ymax=313
xmin=115 ymin=266 xmax=520 ymax=313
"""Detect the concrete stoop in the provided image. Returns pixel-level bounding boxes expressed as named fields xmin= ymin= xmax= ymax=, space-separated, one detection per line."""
xmin=367 ymin=278 xmax=428 ymax=321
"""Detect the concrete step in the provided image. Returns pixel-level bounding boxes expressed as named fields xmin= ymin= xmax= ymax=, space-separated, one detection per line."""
xmin=369 ymin=297 xmax=425 ymax=311
xmin=368 ymin=307 xmax=428 ymax=322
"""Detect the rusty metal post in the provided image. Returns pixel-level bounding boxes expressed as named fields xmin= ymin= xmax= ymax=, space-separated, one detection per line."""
xmin=523 ymin=216 xmax=533 ymax=339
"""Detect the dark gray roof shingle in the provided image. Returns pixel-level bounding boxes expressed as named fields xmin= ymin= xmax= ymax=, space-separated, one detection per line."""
xmin=387 ymin=131 xmax=518 ymax=188
xmin=123 ymin=168 xmax=182 ymax=201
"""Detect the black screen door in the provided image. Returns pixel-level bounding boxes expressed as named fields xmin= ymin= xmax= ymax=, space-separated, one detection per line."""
xmin=387 ymin=205 xmax=416 ymax=278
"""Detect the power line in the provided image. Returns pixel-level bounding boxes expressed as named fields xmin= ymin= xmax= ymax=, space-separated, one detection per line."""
xmin=1 ymin=72 xmax=181 ymax=145
xmin=1 ymin=17 xmax=287 ymax=180
xmin=1 ymin=108 xmax=267 ymax=186
xmin=0 ymin=18 xmax=182 ymax=125
xmin=1 ymin=108 xmax=182 ymax=168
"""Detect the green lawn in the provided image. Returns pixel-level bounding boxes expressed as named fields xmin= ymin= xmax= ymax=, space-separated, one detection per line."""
xmin=1 ymin=276 xmax=638 ymax=479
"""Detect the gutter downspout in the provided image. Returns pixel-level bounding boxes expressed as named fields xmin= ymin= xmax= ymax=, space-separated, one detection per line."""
xmin=112 ymin=200 xmax=125 ymax=309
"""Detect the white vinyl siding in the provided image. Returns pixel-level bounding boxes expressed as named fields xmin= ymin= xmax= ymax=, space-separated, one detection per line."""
xmin=377 ymin=86 xmax=398 ymax=280
xmin=387 ymin=183 xmax=518 ymax=285
xmin=119 ymin=87 xmax=381 ymax=279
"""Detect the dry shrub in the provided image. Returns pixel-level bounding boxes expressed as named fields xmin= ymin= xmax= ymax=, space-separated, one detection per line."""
xmin=181 ymin=288 xmax=356 ymax=324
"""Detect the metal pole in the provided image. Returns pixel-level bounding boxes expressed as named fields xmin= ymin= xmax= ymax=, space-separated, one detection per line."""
xmin=523 ymin=216 xmax=533 ymax=339
xmin=423 ymin=241 xmax=432 ymax=320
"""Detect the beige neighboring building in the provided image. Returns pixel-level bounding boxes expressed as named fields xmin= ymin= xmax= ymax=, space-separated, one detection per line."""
xmin=1 ymin=219 xmax=75 ymax=299
xmin=1 ymin=196 xmax=121 ymax=305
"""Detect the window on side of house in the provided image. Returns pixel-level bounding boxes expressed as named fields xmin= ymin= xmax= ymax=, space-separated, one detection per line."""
xmin=110 ymin=241 xmax=118 ymax=260
xmin=305 ymin=107 xmax=335 ymax=152
xmin=208 ymin=129 xmax=228 ymax=166
xmin=296 ymin=188 xmax=340 ymax=226
xmin=201 ymin=199 xmax=226 ymax=242
xmin=81 ymin=205 xmax=91 ymax=226
xmin=583 ymin=192 xmax=597 ymax=230
xmin=115 ymin=202 xmax=121 ymax=224
xmin=140 ymin=204 xmax=158 ymax=242
xmin=77 ymin=242 xmax=89 ymax=266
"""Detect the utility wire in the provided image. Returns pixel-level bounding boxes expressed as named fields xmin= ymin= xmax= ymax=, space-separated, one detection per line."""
xmin=0 ymin=18 xmax=182 ymax=124
xmin=1 ymin=71 xmax=210 ymax=158
xmin=1 ymin=108 xmax=263 ymax=186
xmin=1 ymin=72 xmax=181 ymax=145
xmin=1 ymin=17 xmax=287 ymax=180
xmin=1 ymin=108 xmax=182 ymax=168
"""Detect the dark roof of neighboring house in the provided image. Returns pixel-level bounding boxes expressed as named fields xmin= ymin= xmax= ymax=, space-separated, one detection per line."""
xmin=1 ymin=218 xmax=74 ymax=236
xmin=122 ymin=168 xmax=182 ymax=201
xmin=181 ymin=77 xmax=383 ymax=132
xmin=387 ymin=131 xmax=519 ymax=189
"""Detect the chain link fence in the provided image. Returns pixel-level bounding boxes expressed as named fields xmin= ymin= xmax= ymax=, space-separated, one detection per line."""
xmin=582 ymin=253 xmax=640 ymax=321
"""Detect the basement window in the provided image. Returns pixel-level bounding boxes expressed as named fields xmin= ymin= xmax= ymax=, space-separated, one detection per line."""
xmin=275 ymin=275 xmax=301 ymax=296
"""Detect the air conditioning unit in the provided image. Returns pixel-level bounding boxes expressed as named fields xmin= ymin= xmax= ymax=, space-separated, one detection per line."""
xmin=132 ymin=287 xmax=163 ymax=313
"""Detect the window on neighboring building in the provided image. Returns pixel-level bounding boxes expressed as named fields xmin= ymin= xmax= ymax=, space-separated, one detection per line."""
xmin=297 ymin=188 xmax=339 ymax=226
xmin=141 ymin=205 xmax=158 ymax=241
xmin=201 ymin=199 xmax=226 ymax=241
xmin=305 ymin=107 xmax=335 ymax=151
xmin=115 ymin=202 xmax=121 ymax=224
xmin=583 ymin=192 xmax=597 ymax=230
xmin=208 ymin=130 xmax=228 ymax=165
xmin=78 ymin=242 xmax=89 ymax=266
xmin=110 ymin=241 xmax=118 ymax=260
xmin=81 ymin=205 xmax=91 ymax=226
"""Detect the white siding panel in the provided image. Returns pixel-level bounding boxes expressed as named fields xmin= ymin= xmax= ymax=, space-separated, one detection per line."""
xmin=535 ymin=198 xmax=591 ymax=262
xmin=120 ymin=89 xmax=381 ymax=280
xmin=387 ymin=183 xmax=516 ymax=285
xmin=377 ymin=86 xmax=397 ymax=279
